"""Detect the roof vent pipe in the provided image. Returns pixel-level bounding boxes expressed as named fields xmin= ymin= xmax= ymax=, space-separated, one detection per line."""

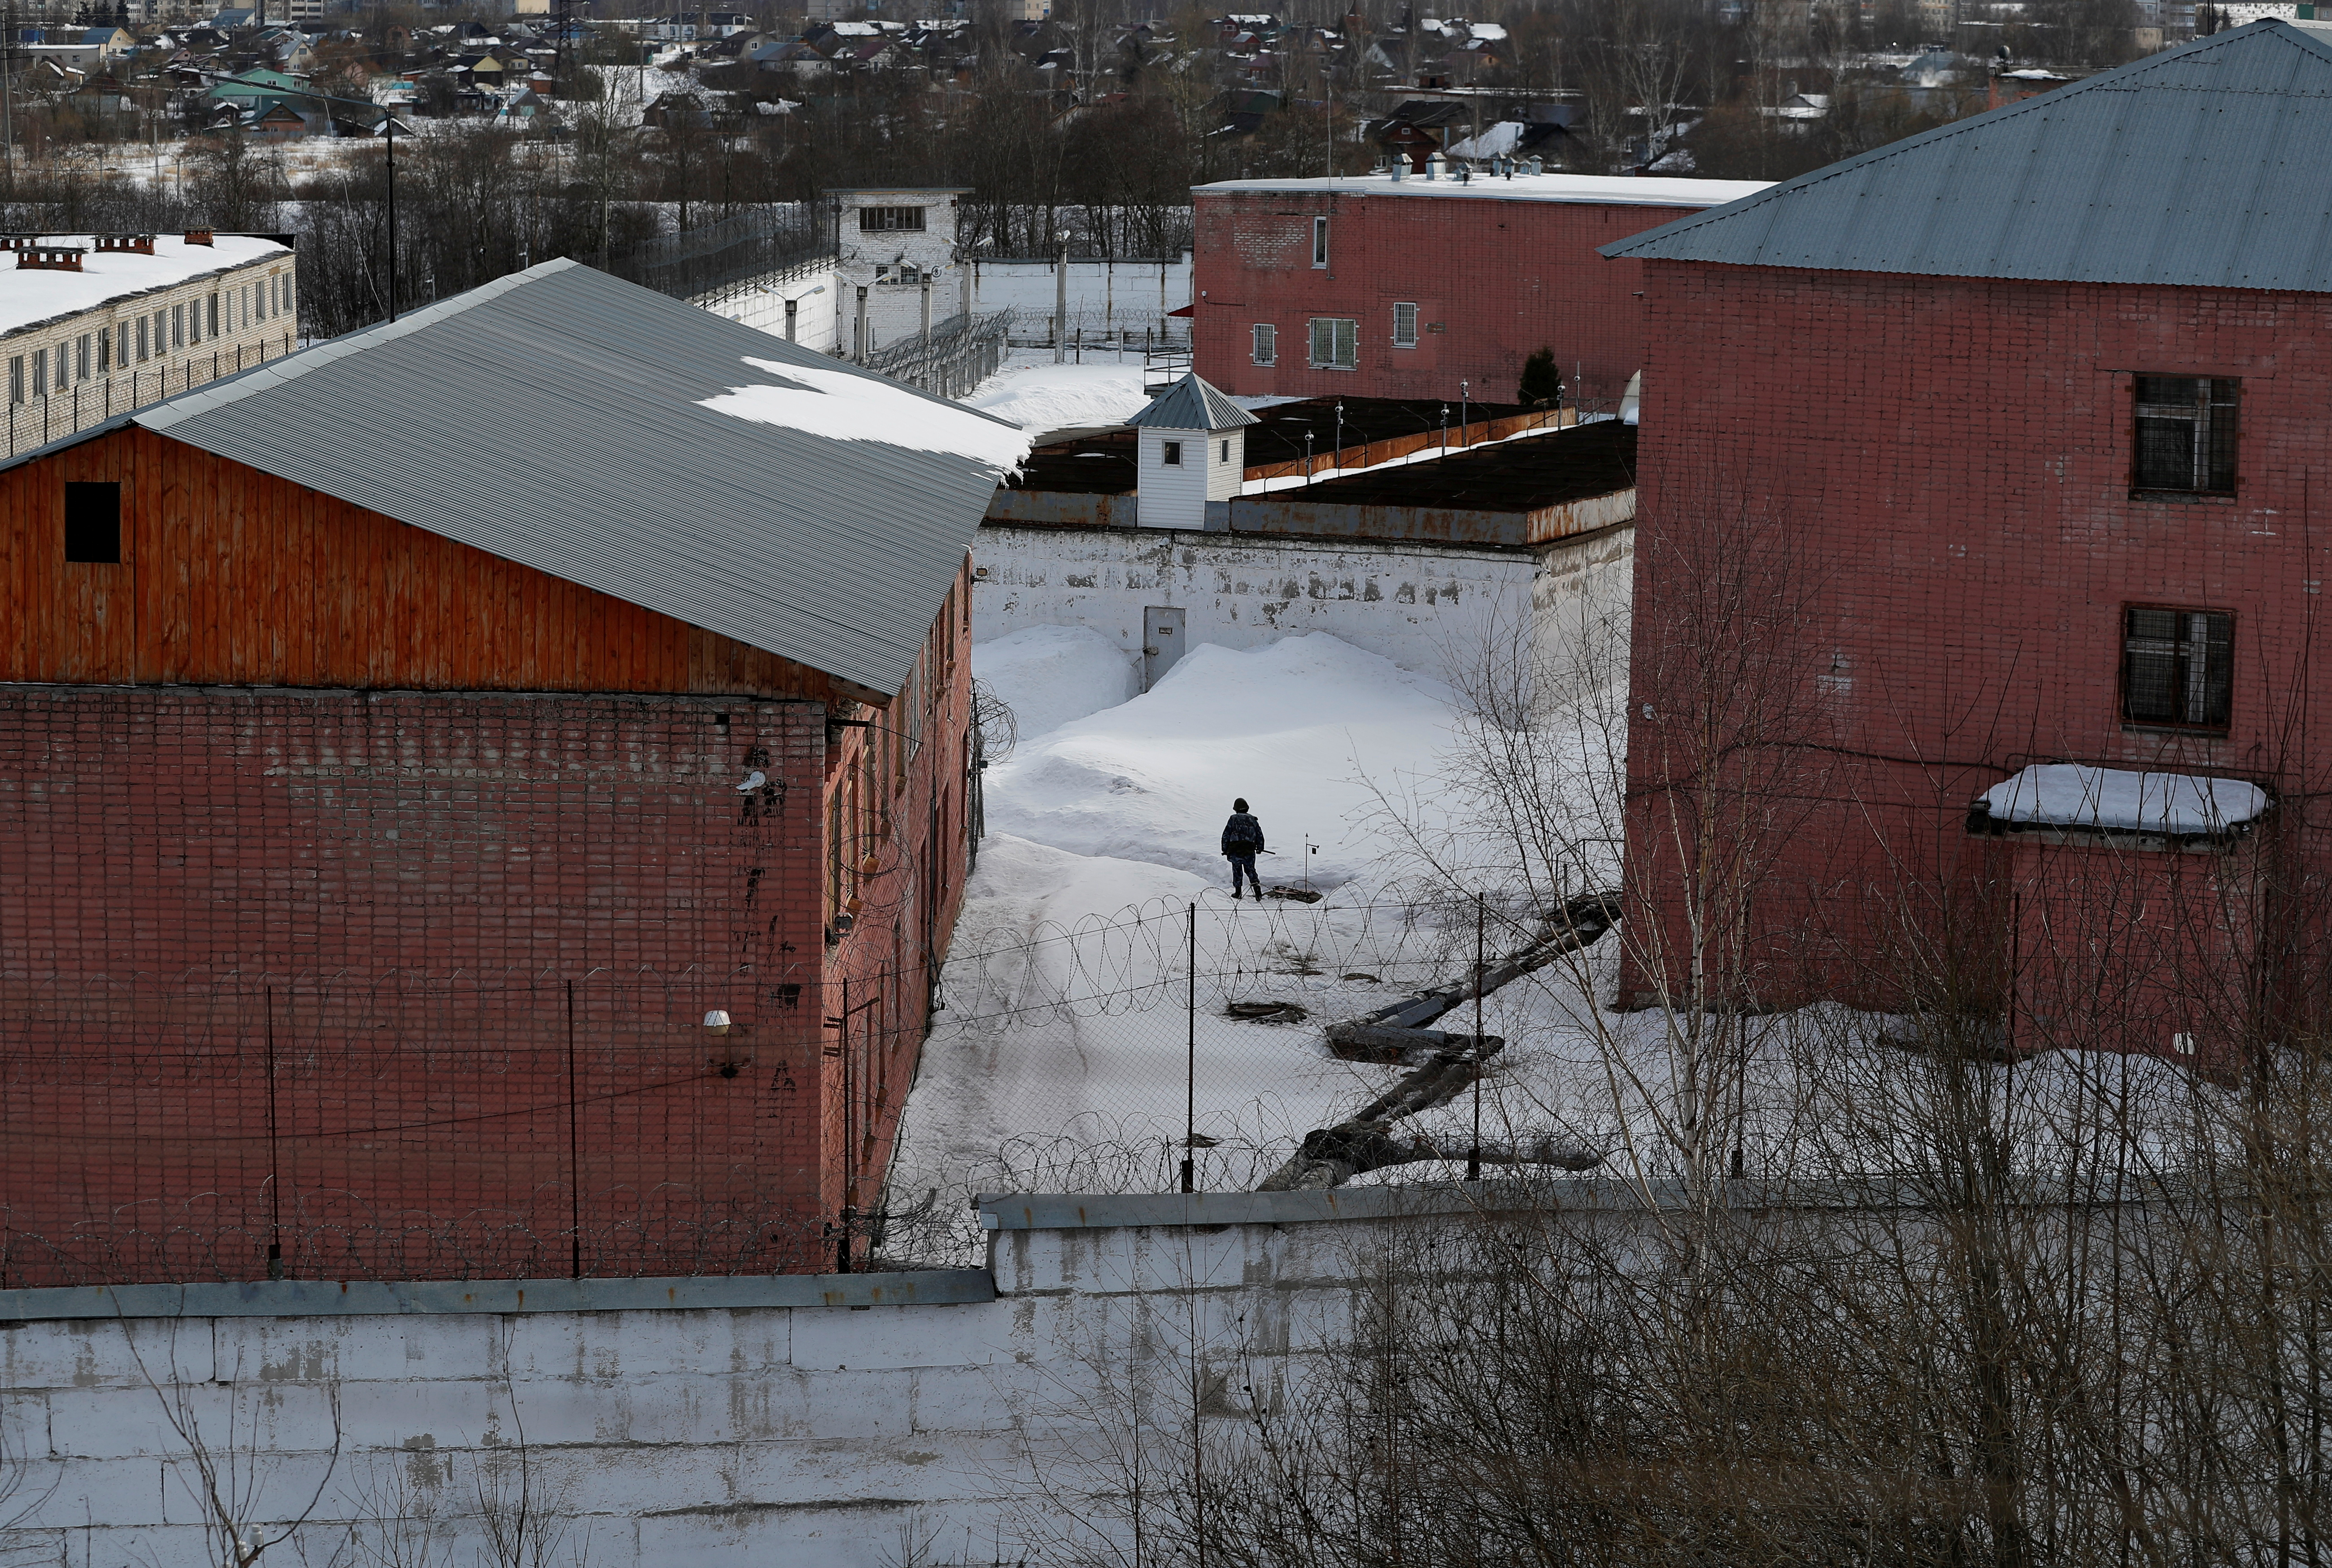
xmin=1425 ymin=151 xmax=1442 ymax=180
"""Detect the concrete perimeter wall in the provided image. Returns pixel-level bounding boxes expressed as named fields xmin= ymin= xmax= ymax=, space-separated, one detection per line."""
xmin=972 ymin=522 xmax=1631 ymax=690
xmin=0 ymin=1189 xmax=1482 ymax=1566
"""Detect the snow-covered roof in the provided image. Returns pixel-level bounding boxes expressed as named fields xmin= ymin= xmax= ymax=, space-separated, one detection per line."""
xmin=1194 ymin=170 xmax=1774 ymax=209
xmin=1445 ymin=119 xmax=1525 ymax=159
xmin=1974 ymin=764 xmax=2271 ymax=838
xmin=0 ymin=233 xmax=288 ymax=341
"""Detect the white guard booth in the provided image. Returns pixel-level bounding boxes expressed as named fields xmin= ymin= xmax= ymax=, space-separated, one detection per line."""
xmin=1128 ymin=373 xmax=1257 ymax=531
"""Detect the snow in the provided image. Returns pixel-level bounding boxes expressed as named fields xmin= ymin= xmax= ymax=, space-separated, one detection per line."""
xmin=1194 ymin=171 xmax=1774 ymax=209
xmin=698 ymin=356 xmax=1031 ymax=475
xmin=1977 ymin=764 xmax=2270 ymax=836
xmin=0 ymin=233 xmax=288 ymax=339
xmin=892 ymin=627 xmax=2250 ymax=1250
xmin=1446 ymin=120 xmax=1526 ymax=160
xmin=961 ymin=350 xmax=1293 ymax=443
xmin=983 ymin=633 xmax=1459 ymax=885
xmin=973 ymin=624 xmax=1140 ymax=742
xmin=962 ymin=357 xmax=1155 ymax=440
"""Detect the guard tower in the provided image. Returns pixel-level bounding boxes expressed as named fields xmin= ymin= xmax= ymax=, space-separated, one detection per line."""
xmin=825 ymin=187 xmax=973 ymax=357
xmin=1129 ymin=374 xmax=1256 ymax=530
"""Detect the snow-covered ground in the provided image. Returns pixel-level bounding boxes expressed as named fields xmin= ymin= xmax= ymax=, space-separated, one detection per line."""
xmin=886 ymin=621 xmax=2234 ymax=1259
xmin=962 ymin=352 xmax=1155 ymax=441
xmin=961 ymin=349 xmax=1299 ymax=443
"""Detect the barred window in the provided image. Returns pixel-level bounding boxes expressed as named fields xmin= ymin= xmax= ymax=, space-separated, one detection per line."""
xmin=1392 ymin=301 xmax=1418 ymax=348
xmin=1308 ymin=317 xmax=1357 ymax=370
xmin=2134 ymin=376 xmax=2238 ymax=493
xmin=2123 ymin=607 xmax=2232 ymax=729
xmin=859 ymin=205 xmax=926 ymax=231
xmin=1252 ymin=322 xmax=1276 ymax=365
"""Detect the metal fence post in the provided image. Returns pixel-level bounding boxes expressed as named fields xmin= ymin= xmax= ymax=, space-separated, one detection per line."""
xmin=1182 ymin=902 xmax=1197 ymax=1194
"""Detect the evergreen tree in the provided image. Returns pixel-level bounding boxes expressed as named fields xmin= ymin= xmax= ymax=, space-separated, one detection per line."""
xmin=1519 ymin=347 xmax=1562 ymax=408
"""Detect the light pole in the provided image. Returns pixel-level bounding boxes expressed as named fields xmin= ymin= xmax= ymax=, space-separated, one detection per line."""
xmin=779 ymin=281 xmax=825 ymax=343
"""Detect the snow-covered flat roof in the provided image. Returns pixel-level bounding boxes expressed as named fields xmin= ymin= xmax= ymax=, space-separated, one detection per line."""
xmin=1193 ymin=170 xmax=1774 ymax=209
xmin=1974 ymin=764 xmax=2271 ymax=838
xmin=1 ymin=233 xmax=289 ymax=340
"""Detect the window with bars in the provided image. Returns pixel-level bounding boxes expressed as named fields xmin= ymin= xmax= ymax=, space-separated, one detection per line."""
xmin=2123 ymin=607 xmax=2233 ymax=729
xmin=1392 ymin=302 xmax=1418 ymax=348
xmin=1309 ymin=317 xmax=1358 ymax=370
xmin=859 ymin=205 xmax=926 ymax=231
xmin=2133 ymin=376 xmax=2238 ymax=493
xmin=1252 ymin=322 xmax=1276 ymax=365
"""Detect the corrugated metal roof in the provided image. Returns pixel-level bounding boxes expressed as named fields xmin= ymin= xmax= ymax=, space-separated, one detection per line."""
xmin=1603 ymin=20 xmax=2332 ymax=291
xmin=1129 ymin=373 xmax=1259 ymax=431
xmin=33 ymin=259 xmax=1022 ymax=701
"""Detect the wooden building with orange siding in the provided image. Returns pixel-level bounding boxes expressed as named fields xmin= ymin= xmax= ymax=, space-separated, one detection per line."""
xmin=0 ymin=260 xmax=1027 ymax=1286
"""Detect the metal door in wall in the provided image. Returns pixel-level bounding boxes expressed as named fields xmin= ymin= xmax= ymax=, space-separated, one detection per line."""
xmin=1142 ymin=606 xmax=1186 ymax=690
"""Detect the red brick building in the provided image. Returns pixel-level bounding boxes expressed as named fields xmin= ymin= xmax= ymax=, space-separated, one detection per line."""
xmin=1190 ymin=171 xmax=1767 ymax=414
xmin=0 ymin=261 xmax=1022 ymax=1285
xmin=1606 ymin=20 xmax=2332 ymax=1060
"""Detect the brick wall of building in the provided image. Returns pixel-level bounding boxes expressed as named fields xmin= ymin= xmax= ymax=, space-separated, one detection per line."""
xmin=1191 ymin=187 xmax=1699 ymax=411
xmin=1622 ymin=261 xmax=2332 ymax=1050
xmin=0 ymin=685 xmax=842 ymax=1284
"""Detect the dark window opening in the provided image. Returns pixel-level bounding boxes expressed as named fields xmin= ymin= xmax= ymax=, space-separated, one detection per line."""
xmin=2123 ymin=606 xmax=2232 ymax=729
xmin=64 ymin=482 xmax=122 ymax=564
xmin=1162 ymin=440 xmax=1182 ymax=466
xmin=2134 ymin=376 xmax=2239 ymax=493
xmin=859 ymin=205 xmax=926 ymax=232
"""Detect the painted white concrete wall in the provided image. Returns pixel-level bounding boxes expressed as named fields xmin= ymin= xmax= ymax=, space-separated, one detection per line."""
xmin=966 ymin=257 xmax=1192 ymax=342
xmin=0 ymin=1189 xmax=1484 ymax=1567
xmin=972 ymin=522 xmax=1633 ymax=690
xmin=699 ymin=263 xmax=841 ymax=349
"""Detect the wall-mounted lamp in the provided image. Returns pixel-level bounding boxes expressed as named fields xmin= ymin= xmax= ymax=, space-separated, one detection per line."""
xmin=703 ymin=1009 xmax=732 ymax=1035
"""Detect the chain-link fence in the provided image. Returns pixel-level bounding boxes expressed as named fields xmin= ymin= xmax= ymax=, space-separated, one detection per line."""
xmin=4 ymin=337 xmax=297 ymax=459
xmin=863 ymin=309 xmax=1016 ymax=399
xmin=598 ymin=206 xmax=833 ymax=311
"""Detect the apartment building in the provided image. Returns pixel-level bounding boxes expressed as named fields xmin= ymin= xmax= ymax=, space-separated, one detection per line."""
xmin=4 ymin=230 xmax=296 ymax=458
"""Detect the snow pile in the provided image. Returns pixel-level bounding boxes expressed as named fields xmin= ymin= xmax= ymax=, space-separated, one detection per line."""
xmin=1976 ymin=764 xmax=2270 ymax=835
xmin=973 ymin=623 xmax=1140 ymax=741
xmin=700 ymin=356 xmax=1030 ymax=475
xmin=962 ymin=358 xmax=1156 ymax=442
xmin=983 ymin=634 xmax=1459 ymax=885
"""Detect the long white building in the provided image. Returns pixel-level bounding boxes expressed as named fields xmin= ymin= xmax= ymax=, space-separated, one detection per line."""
xmin=4 ymin=230 xmax=296 ymax=458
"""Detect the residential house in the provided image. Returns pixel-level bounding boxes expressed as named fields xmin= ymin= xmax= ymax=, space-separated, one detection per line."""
xmin=1604 ymin=18 xmax=2332 ymax=1060
xmin=0 ymin=260 xmax=1020 ymax=1285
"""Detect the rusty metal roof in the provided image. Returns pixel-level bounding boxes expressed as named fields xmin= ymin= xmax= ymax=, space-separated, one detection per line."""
xmin=1604 ymin=20 xmax=2332 ymax=292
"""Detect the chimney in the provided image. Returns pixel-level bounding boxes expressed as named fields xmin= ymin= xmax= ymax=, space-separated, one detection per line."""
xmin=185 ymin=228 xmax=215 ymax=246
